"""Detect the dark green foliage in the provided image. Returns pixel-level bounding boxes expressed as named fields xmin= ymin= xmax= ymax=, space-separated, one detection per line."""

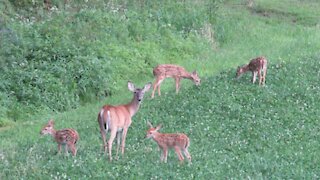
xmin=0 ymin=0 xmax=220 ymax=121
xmin=0 ymin=16 xmax=112 ymax=117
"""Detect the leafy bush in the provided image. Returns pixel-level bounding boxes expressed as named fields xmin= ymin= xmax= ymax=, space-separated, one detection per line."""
xmin=0 ymin=0 xmax=220 ymax=121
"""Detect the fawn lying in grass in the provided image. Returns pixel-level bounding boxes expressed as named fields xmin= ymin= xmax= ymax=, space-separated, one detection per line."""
xmin=40 ymin=119 xmax=79 ymax=156
xmin=145 ymin=121 xmax=191 ymax=163
xmin=236 ymin=56 xmax=268 ymax=86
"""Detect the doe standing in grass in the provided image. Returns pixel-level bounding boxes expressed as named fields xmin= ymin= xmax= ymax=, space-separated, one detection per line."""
xmin=236 ymin=56 xmax=268 ymax=86
xmin=151 ymin=64 xmax=201 ymax=98
xmin=98 ymin=81 xmax=152 ymax=161
xmin=145 ymin=121 xmax=191 ymax=163
xmin=40 ymin=119 xmax=79 ymax=156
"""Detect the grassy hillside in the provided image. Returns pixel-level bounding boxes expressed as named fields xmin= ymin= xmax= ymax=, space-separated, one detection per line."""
xmin=1 ymin=0 xmax=320 ymax=179
xmin=1 ymin=54 xmax=320 ymax=179
xmin=207 ymin=0 xmax=320 ymax=73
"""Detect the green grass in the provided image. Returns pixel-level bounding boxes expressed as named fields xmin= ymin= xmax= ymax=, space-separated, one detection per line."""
xmin=201 ymin=0 xmax=320 ymax=76
xmin=1 ymin=55 xmax=320 ymax=179
xmin=1 ymin=0 xmax=320 ymax=179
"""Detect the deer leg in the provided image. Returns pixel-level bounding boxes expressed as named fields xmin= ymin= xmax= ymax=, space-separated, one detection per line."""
xmin=262 ymin=65 xmax=267 ymax=86
xmin=57 ymin=144 xmax=62 ymax=154
xmin=252 ymin=71 xmax=257 ymax=84
xmin=174 ymin=147 xmax=184 ymax=162
xmin=158 ymin=83 xmax=162 ymax=96
xmin=175 ymin=78 xmax=181 ymax=94
xmin=262 ymin=70 xmax=266 ymax=86
xmin=69 ymin=143 xmax=76 ymax=156
xmin=183 ymin=148 xmax=192 ymax=162
xmin=151 ymin=82 xmax=157 ymax=98
xmin=98 ymin=115 xmax=108 ymax=154
xmin=72 ymin=144 xmax=77 ymax=156
xmin=64 ymin=145 xmax=69 ymax=156
xmin=163 ymin=148 xmax=168 ymax=163
xmin=99 ymin=128 xmax=108 ymax=154
xmin=258 ymin=70 xmax=262 ymax=86
xmin=151 ymin=78 xmax=163 ymax=98
xmin=159 ymin=147 xmax=164 ymax=162
xmin=108 ymin=129 xmax=117 ymax=161
xmin=115 ymin=131 xmax=122 ymax=159
xmin=157 ymin=79 xmax=164 ymax=96
xmin=121 ymin=127 xmax=129 ymax=155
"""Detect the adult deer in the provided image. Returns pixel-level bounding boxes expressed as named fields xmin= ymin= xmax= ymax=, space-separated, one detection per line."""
xmin=40 ymin=119 xmax=79 ymax=156
xmin=151 ymin=64 xmax=200 ymax=98
xmin=236 ymin=56 xmax=268 ymax=86
xmin=98 ymin=81 xmax=152 ymax=161
xmin=145 ymin=121 xmax=192 ymax=163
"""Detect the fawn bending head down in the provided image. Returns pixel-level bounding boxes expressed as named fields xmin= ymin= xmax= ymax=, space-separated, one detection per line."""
xmin=190 ymin=71 xmax=201 ymax=86
xmin=236 ymin=56 xmax=268 ymax=86
xmin=40 ymin=119 xmax=79 ymax=156
xmin=98 ymin=81 xmax=152 ymax=161
xmin=145 ymin=121 xmax=191 ymax=163
xmin=151 ymin=64 xmax=200 ymax=98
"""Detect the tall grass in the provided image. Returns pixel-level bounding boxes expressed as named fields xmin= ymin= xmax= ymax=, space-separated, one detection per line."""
xmin=1 ymin=54 xmax=320 ymax=179
xmin=205 ymin=0 xmax=320 ymax=75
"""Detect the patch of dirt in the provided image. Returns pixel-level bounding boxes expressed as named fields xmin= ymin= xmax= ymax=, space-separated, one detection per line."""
xmin=249 ymin=6 xmax=319 ymax=27
xmin=250 ymin=7 xmax=299 ymax=24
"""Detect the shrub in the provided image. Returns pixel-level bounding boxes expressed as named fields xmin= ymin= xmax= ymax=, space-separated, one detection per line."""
xmin=0 ymin=0 xmax=221 ymax=121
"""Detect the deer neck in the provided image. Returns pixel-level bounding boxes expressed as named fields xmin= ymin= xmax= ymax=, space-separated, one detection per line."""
xmin=125 ymin=96 xmax=141 ymax=117
xmin=51 ymin=129 xmax=57 ymax=138
xmin=181 ymin=71 xmax=193 ymax=80
xmin=151 ymin=132 xmax=162 ymax=141
xmin=241 ymin=65 xmax=250 ymax=73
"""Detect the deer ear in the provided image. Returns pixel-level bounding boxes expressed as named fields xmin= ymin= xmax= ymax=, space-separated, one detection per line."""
xmin=192 ymin=70 xmax=198 ymax=75
xmin=48 ymin=119 xmax=54 ymax=126
xmin=147 ymin=121 xmax=153 ymax=128
xmin=143 ymin=82 xmax=152 ymax=92
xmin=128 ymin=81 xmax=135 ymax=92
xmin=156 ymin=124 xmax=162 ymax=131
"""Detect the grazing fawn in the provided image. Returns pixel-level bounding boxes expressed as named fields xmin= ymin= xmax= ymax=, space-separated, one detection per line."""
xmin=40 ymin=119 xmax=79 ymax=156
xmin=151 ymin=64 xmax=200 ymax=98
xmin=236 ymin=56 xmax=268 ymax=86
xmin=98 ymin=81 xmax=152 ymax=161
xmin=145 ymin=122 xmax=191 ymax=163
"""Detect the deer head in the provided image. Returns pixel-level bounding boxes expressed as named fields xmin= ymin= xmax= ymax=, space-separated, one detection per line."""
xmin=40 ymin=119 xmax=55 ymax=135
xmin=145 ymin=121 xmax=161 ymax=139
xmin=235 ymin=66 xmax=244 ymax=79
xmin=191 ymin=71 xmax=201 ymax=86
xmin=128 ymin=81 xmax=152 ymax=102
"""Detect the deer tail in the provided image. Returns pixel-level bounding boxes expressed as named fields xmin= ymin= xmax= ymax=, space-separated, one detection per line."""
xmin=106 ymin=110 xmax=111 ymax=131
xmin=98 ymin=109 xmax=108 ymax=132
